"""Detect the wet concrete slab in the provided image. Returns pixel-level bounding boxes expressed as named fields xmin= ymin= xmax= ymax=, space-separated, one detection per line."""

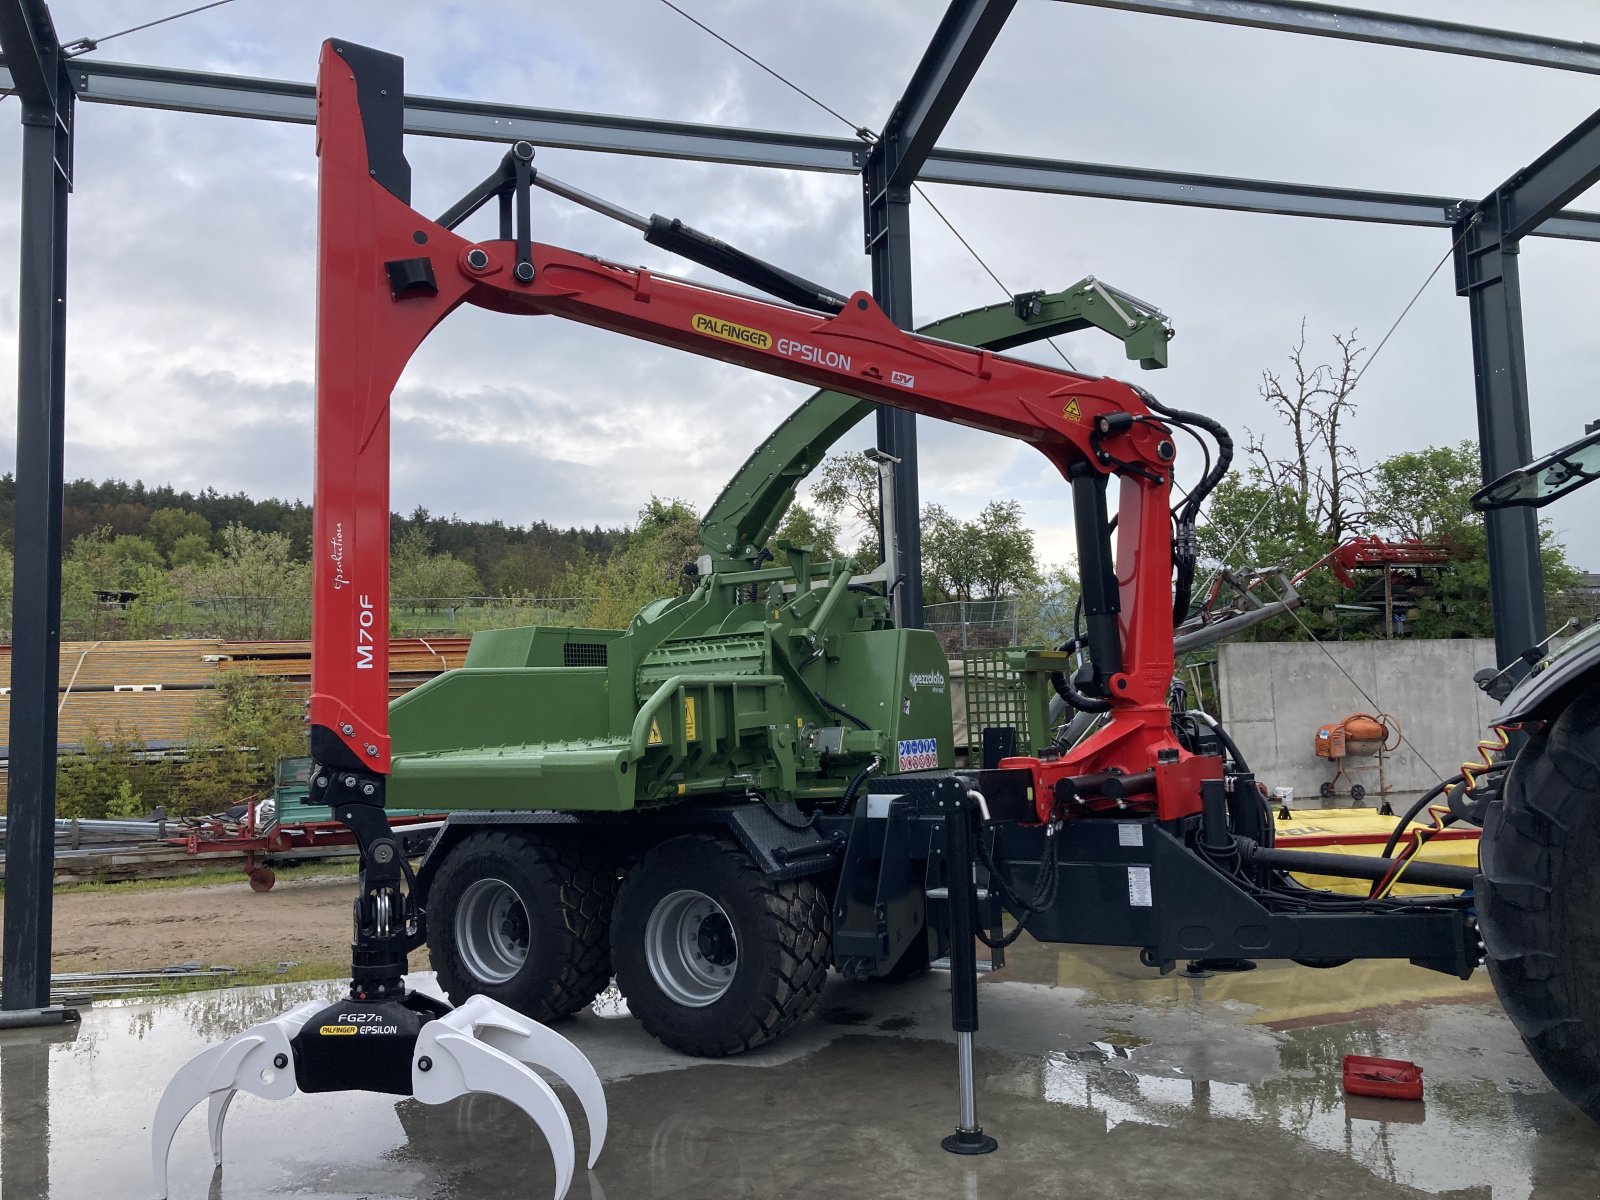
xmin=2 ymin=940 xmax=1596 ymax=1200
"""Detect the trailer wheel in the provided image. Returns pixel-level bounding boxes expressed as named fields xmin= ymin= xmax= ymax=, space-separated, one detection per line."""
xmin=427 ymin=831 xmax=617 ymax=1022
xmin=1479 ymin=680 xmax=1600 ymax=1122
xmin=612 ymin=834 xmax=829 ymax=1056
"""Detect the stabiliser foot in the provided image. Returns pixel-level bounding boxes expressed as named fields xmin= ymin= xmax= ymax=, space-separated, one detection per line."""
xmin=942 ymin=1127 xmax=1000 ymax=1155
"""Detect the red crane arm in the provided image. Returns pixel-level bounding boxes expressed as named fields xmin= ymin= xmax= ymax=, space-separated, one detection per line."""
xmin=311 ymin=41 xmax=1210 ymax=820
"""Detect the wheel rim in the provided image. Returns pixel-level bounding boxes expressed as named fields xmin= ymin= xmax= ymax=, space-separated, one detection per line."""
xmin=455 ymin=877 xmax=530 ymax=985
xmin=644 ymin=888 xmax=738 ymax=1007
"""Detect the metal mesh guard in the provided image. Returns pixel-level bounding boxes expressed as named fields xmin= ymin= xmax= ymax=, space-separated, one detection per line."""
xmin=962 ymin=648 xmax=1029 ymax=750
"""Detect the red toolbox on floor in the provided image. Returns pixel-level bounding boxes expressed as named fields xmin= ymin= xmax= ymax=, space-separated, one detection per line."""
xmin=1342 ymin=1055 xmax=1424 ymax=1101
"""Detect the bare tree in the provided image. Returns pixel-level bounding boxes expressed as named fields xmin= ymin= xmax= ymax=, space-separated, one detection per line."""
xmin=1246 ymin=322 xmax=1373 ymax=543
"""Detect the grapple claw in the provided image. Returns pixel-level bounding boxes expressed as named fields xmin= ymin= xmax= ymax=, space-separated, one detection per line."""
xmin=150 ymin=1000 xmax=321 ymax=1198
xmin=413 ymin=1013 xmax=578 ymax=1200
xmin=151 ymin=994 xmax=604 ymax=1200
xmin=441 ymin=994 xmax=609 ymax=1166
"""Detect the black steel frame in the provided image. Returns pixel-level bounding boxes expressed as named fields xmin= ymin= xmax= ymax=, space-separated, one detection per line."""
xmin=0 ymin=0 xmax=72 ymax=1017
xmin=1 ymin=0 xmax=1597 ymax=1011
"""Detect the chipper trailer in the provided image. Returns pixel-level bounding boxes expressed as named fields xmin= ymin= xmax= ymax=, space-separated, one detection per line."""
xmin=157 ymin=39 xmax=1600 ymax=1197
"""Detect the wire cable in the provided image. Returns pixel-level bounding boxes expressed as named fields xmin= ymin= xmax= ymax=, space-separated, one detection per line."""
xmin=62 ymin=1 xmax=240 ymax=57
xmin=656 ymin=0 xmax=1081 ymax=372
xmin=1349 ymin=214 xmax=1479 ymax=394
xmin=1258 ymin=576 xmax=1446 ymax=784
xmin=655 ymin=0 xmax=871 ymax=140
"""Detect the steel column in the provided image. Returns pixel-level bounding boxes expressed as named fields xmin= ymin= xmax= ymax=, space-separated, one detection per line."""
xmin=1453 ymin=106 xmax=1600 ymax=669
xmin=0 ymin=0 xmax=72 ymax=1014
xmin=865 ymin=0 xmax=1017 ymax=627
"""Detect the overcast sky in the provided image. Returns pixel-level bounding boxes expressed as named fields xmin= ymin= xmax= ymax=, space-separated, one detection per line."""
xmin=1 ymin=1 xmax=1597 ymax=575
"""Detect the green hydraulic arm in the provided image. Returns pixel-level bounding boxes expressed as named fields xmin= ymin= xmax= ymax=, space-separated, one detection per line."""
xmin=697 ymin=278 xmax=1173 ymax=572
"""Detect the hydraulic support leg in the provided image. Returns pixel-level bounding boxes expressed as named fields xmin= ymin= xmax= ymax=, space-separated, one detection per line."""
xmin=942 ymin=796 xmax=998 ymax=1155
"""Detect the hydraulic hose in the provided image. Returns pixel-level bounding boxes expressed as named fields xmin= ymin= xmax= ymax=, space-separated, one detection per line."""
xmin=1132 ymin=387 xmax=1234 ymax=623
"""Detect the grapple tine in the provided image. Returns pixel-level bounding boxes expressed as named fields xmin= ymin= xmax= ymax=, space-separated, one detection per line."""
xmin=412 ymin=1022 xmax=578 ymax=1200
xmin=206 ymin=1091 xmax=234 ymax=1166
xmin=150 ymin=1001 xmax=319 ymax=1196
xmin=449 ymin=994 xmax=609 ymax=1167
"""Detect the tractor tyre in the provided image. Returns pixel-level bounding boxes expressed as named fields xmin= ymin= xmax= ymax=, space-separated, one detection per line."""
xmin=427 ymin=830 xmax=618 ymax=1022
xmin=1479 ymin=680 xmax=1600 ymax=1123
xmin=612 ymin=834 xmax=830 ymax=1057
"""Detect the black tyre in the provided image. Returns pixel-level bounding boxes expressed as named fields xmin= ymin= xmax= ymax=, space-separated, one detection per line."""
xmin=1479 ymin=681 xmax=1600 ymax=1122
xmin=1319 ymin=781 xmax=1335 ymax=798
xmin=427 ymin=830 xmax=618 ymax=1022
xmin=612 ymin=834 xmax=830 ymax=1056
xmin=1350 ymin=784 xmax=1367 ymax=803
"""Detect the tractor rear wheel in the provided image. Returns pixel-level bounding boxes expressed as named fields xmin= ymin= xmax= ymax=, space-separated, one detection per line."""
xmin=611 ymin=834 xmax=830 ymax=1056
xmin=1479 ymin=680 xmax=1600 ymax=1122
xmin=427 ymin=831 xmax=618 ymax=1022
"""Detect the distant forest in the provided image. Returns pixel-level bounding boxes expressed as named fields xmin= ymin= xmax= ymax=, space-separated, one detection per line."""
xmin=0 ymin=475 xmax=626 ymax=597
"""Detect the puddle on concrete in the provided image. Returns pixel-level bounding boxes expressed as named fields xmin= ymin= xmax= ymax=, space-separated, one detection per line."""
xmin=0 ymin=947 xmax=1592 ymax=1200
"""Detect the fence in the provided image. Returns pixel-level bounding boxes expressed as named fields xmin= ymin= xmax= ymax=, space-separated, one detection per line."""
xmin=923 ymin=598 xmax=1021 ymax=655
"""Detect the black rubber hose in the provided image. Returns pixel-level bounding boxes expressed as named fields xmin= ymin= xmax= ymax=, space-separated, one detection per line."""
xmin=1134 ymin=387 xmax=1234 ymax=519
xmin=819 ymin=694 xmax=872 ymax=730
xmin=1379 ymin=762 xmax=1510 ymax=857
xmin=1049 ymin=636 xmax=1111 ymax=714
xmin=834 ymin=755 xmax=883 ymax=814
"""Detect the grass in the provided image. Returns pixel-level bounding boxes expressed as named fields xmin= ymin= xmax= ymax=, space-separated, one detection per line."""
xmin=49 ymin=859 xmax=359 ymax=896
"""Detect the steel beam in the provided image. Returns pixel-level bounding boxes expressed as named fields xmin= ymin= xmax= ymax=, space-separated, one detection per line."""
xmin=5 ymin=57 xmax=1600 ymax=240
xmin=1054 ymin=1 xmax=1600 ymax=75
xmin=0 ymin=0 xmax=72 ymax=1015
xmin=1500 ymin=107 xmax=1600 ymax=241
xmin=876 ymin=0 xmax=1018 ymax=190
xmin=865 ymin=0 xmax=1017 ymax=628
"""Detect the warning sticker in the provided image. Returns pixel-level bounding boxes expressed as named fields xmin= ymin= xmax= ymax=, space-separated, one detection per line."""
xmin=684 ymin=696 xmax=698 ymax=741
xmin=897 ymin=738 xmax=939 ymax=771
xmin=1117 ymin=823 xmax=1144 ymax=848
xmin=1062 ymin=397 xmax=1083 ymax=422
xmin=692 ymin=314 xmax=772 ymax=350
xmin=647 ymin=719 xmax=663 ymax=746
xmin=1127 ymin=865 xmax=1153 ymax=908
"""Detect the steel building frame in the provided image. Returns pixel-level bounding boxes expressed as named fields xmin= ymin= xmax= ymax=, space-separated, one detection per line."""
xmin=1 ymin=0 xmax=1597 ymax=1013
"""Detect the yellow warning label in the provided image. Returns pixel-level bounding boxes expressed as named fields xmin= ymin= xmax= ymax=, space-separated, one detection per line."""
xmin=319 ymin=1025 xmax=358 ymax=1036
xmin=1062 ymin=397 xmax=1082 ymax=422
xmin=693 ymin=313 xmax=772 ymax=350
xmin=684 ymin=696 xmax=698 ymax=741
xmin=648 ymin=719 xmax=663 ymax=746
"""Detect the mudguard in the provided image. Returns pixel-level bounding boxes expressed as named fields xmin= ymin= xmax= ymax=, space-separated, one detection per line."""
xmin=1494 ymin=621 xmax=1600 ymax=725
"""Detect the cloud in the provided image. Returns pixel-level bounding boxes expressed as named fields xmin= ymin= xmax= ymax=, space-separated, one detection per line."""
xmin=1 ymin=0 xmax=1597 ymax=579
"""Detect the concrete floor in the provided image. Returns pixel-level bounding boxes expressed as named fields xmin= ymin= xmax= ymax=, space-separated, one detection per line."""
xmin=2 ymin=941 xmax=1596 ymax=1200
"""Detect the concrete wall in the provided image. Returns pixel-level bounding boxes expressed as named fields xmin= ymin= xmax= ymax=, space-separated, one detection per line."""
xmin=1217 ymin=639 xmax=1501 ymax=799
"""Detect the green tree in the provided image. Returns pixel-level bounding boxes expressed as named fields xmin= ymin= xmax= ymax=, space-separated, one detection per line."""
xmin=1016 ymin=564 xmax=1081 ymax=647
xmin=1366 ymin=440 xmax=1577 ymax=638
xmin=771 ymin=502 xmax=841 ymax=568
xmin=922 ymin=503 xmax=980 ymax=602
xmin=972 ymin=500 xmax=1039 ymax=598
xmin=391 ymin=527 xmax=483 ymax=611
xmin=561 ymin=498 xmax=700 ymax=628
xmin=168 ymin=531 xmax=217 ymax=569
xmin=56 ymin=724 xmax=170 ymax=820
xmin=184 ymin=522 xmax=311 ymax=639
xmin=922 ymin=500 xmax=1039 ymax=602
xmin=811 ymin=453 xmax=882 ymax=570
xmin=147 ymin=508 xmax=213 ymax=560
xmin=177 ymin=670 xmax=306 ymax=814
